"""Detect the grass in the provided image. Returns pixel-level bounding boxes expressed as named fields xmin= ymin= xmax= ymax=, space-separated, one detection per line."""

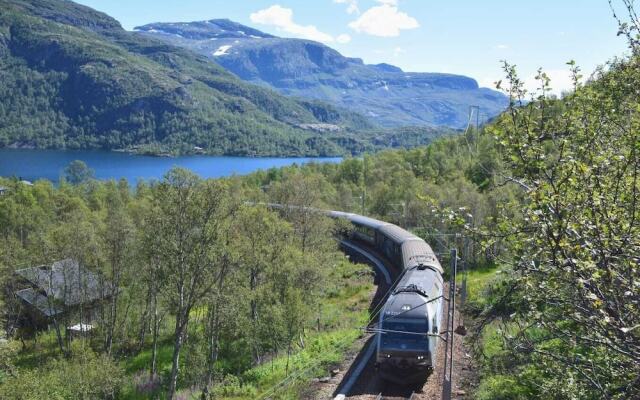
xmin=120 ymin=258 xmax=373 ymax=400
xmin=457 ymin=264 xmax=536 ymax=399
xmin=457 ymin=263 xmax=501 ymax=311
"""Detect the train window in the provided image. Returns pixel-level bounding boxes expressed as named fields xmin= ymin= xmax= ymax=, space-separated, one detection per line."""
xmin=361 ymin=226 xmax=374 ymax=238
xmin=381 ymin=319 xmax=429 ymax=347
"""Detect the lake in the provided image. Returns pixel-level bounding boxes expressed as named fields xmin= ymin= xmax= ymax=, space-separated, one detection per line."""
xmin=0 ymin=149 xmax=342 ymax=183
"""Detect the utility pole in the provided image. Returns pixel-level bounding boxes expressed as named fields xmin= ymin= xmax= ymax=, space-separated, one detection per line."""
xmin=442 ymin=248 xmax=457 ymax=400
xmin=362 ymin=155 xmax=367 ymax=215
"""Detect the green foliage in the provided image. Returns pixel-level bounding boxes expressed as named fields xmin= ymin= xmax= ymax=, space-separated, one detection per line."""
xmin=1 ymin=0 xmax=450 ymax=157
xmin=474 ymin=54 xmax=640 ymax=398
xmin=0 ymin=166 xmax=375 ymax=399
xmin=0 ymin=344 xmax=124 ymax=400
xmin=64 ymin=160 xmax=95 ymax=185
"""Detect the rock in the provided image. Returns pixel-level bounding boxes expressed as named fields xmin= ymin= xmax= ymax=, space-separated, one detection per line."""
xmin=331 ymin=368 xmax=340 ymax=376
xmin=319 ymin=376 xmax=331 ymax=383
xmin=454 ymin=389 xmax=467 ymax=396
xmin=455 ymin=325 xmax=467 ymax=336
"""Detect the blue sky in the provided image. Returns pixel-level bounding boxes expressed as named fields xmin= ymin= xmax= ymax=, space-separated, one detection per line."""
xmin=76 ymin=0 xmax=629 ymax=94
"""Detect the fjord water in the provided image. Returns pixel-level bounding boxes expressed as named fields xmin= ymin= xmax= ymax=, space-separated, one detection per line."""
xmin=0 ymin=149 xmax=341 ymax=183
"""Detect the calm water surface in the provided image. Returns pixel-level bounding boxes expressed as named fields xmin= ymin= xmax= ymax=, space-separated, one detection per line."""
xmin=0 ymin=149 xmax=341 ymax=183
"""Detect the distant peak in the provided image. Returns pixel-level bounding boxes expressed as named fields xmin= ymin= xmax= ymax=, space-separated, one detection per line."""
xmin=134 ymin=18 xmax=275 ymax=40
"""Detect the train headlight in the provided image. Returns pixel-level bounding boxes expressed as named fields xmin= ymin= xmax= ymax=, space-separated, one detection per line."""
xmin=417 ymin=355 xmax=424 ymax=360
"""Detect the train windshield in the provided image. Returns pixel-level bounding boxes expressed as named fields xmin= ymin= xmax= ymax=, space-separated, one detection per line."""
xmin=380 ymin=318 xmax=429 ymax=350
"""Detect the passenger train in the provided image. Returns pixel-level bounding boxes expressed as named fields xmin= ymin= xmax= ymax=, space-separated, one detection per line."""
xmin=328 ymin=211 xmax=444 ymax=384
xmin=264 ymin=204 xmax=444 ymax=383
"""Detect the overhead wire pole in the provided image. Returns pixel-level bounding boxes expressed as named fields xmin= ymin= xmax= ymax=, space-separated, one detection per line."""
xmin=441 ymin=248 xmax=457 ymax=400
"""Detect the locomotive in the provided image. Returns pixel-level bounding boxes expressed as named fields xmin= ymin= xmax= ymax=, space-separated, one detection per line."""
xmin=329 ymin=211 xmax=444 ymax=383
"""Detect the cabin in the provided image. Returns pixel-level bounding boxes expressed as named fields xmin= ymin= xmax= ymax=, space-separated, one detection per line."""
xmin=14 ymin=259 xmax=114 ymax=331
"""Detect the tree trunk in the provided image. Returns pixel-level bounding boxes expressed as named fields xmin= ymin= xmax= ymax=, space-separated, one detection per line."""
xmin=150 ymin=292 xmax=160 ymax=378
xmin=106 ymin=258 xmax=121 ymax=355
xmin=51 ymin=316 xmax=66 ymax=356
xmin=167 ymin=313 xmax=186 ymax=400
xmin=203 ymin=302 xmax=220 ymax=389
xmin=137 ymin=281 xmax=153 ymax=353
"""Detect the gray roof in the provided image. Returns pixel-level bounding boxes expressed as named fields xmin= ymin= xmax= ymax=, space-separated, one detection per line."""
xmin=383 ymin=267 xmax=444 ymax=319
xmin=16 ymin=259 xmax=111 ymax=306
xmin=327 ymin=210 xmax=354 ymax=219
xmin=401 ymin=240 xmax=443 ymax=273
xmin=378 ymin=224 xmax=417 ymax=244
xmin=16 ymin=288 xmax=63 ymax=317
xmin=348 ymin=214 xmax=390 ymax=229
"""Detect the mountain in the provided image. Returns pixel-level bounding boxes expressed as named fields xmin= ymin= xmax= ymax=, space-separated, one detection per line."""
xmin=0 ymin=0 xmax=386 ymax=157
xmin=134 ymin=19 xmax=509 ymax=128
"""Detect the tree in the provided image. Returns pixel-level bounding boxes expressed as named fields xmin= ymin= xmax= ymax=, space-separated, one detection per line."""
xmin=64 ymin=160 xmax=94 ymax=185
xmin=145 ymin=168 xmax=233 ymax=399
xmin=487 ymin=56 xmax=640 ymax=398
xmin=100 ymin=186 xmax=134 ymax=355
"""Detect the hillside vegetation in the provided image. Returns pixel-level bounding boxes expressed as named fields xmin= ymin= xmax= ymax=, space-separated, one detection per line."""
xmin=0 ymin=0 xmax=429 ymax=157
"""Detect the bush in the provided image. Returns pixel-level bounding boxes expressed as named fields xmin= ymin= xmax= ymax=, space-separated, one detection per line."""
xmin=0 ymin=344 xmax=124 ymax=399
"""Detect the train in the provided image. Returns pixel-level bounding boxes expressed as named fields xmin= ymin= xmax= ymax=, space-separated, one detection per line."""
xmin=262 ymin=204 xmax=444 ymax=383
xmin=328 ymin=210 xmax=445 ymax=384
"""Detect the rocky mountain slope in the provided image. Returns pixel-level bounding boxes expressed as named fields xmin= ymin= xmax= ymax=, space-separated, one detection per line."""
xmin=135 ymin=19 xmax=509 ymax=128
xmin=0 ymin=0 xmax=383 ymax=156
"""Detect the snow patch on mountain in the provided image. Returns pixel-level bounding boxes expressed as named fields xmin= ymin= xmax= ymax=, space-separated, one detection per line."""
xmin=213 ymin=45 xmax=232 ymax=56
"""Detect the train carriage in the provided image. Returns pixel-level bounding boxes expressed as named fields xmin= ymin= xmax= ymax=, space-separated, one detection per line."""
xmin=335 ymin=211 xmax=445 ymax=384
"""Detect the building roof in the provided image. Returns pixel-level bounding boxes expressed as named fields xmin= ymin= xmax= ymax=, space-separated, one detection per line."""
xmin=16 ymin=259 xmax=111 ymax=306
xmin=15 ymin=288 xmax=63 ymax=317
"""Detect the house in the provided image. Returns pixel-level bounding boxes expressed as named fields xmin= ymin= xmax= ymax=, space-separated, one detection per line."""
xmin=0 ymin=186 xmax=7 ymax=196
xmin=14 ymin=259 xmax=114 ymax=330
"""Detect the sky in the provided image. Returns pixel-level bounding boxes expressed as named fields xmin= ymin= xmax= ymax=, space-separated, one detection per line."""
xmin=75 ymin=0 xmax=630 ymax=95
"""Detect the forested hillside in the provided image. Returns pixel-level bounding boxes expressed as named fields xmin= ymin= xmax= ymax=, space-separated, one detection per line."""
xmin=0 ymin=0 xmax=409 ymax=156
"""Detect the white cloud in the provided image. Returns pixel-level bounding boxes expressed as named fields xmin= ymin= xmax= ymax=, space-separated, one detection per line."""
xmin=336 ymin=33 xmax=352 ymax=44
xmin=250 ymin=5 xmax=335 ymax=43
xmin=393 ymin=47 xmax=405 ymax=57
xmin=495 ymin=44 xmax=509 ymax=50
xmin=348 ymin=3 xmax=419 ymax=37
xmin=334 ymin=0 xmax=360 ymax=14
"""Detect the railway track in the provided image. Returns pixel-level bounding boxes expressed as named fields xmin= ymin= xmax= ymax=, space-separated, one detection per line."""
xmin=374 ymin=391 xmax=417 ymax=400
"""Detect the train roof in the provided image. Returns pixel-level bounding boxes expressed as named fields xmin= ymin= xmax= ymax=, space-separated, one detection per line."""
xmin=402 ymin=240 xmax=443 ymax=274
xmin=398 ymin=266 xmax=443 ymax=298
xmin=383 ymin=291 xmax=429 ymax=319
xmin=327 ymin=210 xmax=355 ymax=219
xmin=348 ymin=214 xmax=391 ymax=229
xmin=382 ymin=266 xmax=443 ymax=322
xmin=378 ymin=224 xmax=418 ymax=244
